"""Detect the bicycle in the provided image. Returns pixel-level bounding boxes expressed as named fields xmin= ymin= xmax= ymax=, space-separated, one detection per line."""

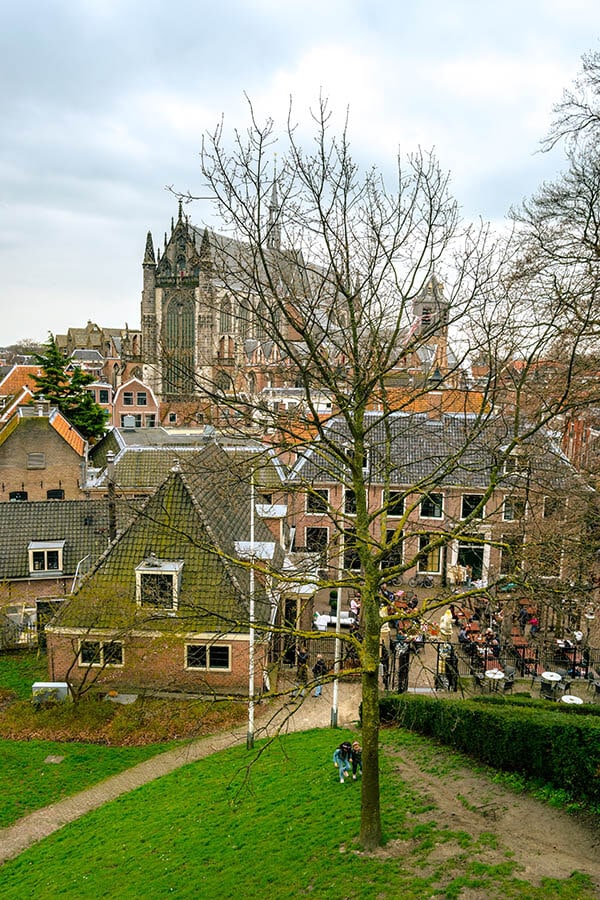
xmin=408 ymin=573 xmax=434 ymax=588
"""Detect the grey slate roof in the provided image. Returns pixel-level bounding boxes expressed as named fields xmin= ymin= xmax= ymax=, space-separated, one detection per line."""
xmin=0 ymin=500 xmax=133 ymax=580
xmin=289 ymin=411 xmax=580 ymax=492
xmin=88 ymin=428 xmax=286 ymax=492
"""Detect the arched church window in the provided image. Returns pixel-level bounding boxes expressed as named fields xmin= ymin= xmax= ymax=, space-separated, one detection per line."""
xmin=220 ymin=297 xmax=232 ymax=333
xmin=163 ymin=295 xmax=195 ymax=395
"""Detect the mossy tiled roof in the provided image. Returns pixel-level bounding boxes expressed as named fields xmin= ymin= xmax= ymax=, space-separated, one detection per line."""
xmin=54 ymin=443 xmax=281 ymax=634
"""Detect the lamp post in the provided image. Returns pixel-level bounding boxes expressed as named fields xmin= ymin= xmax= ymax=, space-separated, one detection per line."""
xmin=247 ymin=469 xmax=256 ymax=750
xmin=330 ymin=584 xmax=342 ymax=728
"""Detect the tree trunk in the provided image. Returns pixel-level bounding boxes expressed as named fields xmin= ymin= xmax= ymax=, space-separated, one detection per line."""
xmin=359 ymin=665 xmax=382 ymax=849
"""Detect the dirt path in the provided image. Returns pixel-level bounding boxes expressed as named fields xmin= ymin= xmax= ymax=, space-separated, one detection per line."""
xmin=385 ymin=744 xmax=600 ymax=893
xmin=0 ymin=682 xmax=362 ymax=865
xmin=1 ymin=680 xmax=599 ymax=896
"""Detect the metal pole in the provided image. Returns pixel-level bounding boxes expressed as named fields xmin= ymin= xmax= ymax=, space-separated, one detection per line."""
xmin=247 ymin=470 xmax=255 ymax=750
xmin=330 ymin=584 xmax=342 ymax=727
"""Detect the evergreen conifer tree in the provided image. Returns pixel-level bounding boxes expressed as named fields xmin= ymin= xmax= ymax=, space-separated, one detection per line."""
xmin=31 ymin=334 xmax=108 ymax=441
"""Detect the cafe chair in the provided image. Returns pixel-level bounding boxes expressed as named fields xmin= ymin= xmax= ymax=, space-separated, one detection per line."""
xmin=503 ymin=674 xmax=515 ymax=693
xmin=472 ymin=670 xmax=486 ymax=693
xmin=540 ymin=681 xmax=556 ymax=701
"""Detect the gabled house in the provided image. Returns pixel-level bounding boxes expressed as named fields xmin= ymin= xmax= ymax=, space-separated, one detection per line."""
xmin=46 ymin=443 xmax=282 ymax=695
xmin=111 ymin=377 xmax=159 ymax=428
xmin=0 ymin=402 xmax=88 ymax=501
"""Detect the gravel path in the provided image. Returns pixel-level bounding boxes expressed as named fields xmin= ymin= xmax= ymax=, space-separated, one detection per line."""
xmin=0 ymin=681 xmax=362 ymax=865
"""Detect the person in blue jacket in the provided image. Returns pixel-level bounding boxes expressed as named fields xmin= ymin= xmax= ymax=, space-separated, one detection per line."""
xmin=333 ymin=741 xmax=352 ymax=783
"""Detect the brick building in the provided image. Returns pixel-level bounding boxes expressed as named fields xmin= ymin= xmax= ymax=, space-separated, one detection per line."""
xmin=46 ymin=443 xmax=282 ymax=695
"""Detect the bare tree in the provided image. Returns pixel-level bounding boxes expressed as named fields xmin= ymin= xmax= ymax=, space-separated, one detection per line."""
xmin=152 ymin=98 xmax=600 ymax=850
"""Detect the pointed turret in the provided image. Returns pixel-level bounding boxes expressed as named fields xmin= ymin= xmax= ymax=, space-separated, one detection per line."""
xmin=266 ymin=175 xmax=281 ymax=251
xmin=143 ymin=231 xmax=156 ymax=268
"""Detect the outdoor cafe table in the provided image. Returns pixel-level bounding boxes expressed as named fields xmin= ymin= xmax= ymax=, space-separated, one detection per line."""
xmin=485 ymin=668 xmax=504 ymax=691
xmin=561 ymin=694 xmax=584 ymax=705
xmin=541 ymin=671 xmax=562 ymax=682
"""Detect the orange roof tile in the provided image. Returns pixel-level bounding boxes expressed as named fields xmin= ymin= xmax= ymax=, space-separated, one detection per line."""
xmin=50 ymin=411 xmax=87 ymax=456
xmin=0 ymin=365 xmax=41 ymax=398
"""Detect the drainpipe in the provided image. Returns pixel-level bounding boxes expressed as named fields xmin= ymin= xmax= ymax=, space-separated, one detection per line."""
xmin=107 ymin=451 xmax=117 ymax=542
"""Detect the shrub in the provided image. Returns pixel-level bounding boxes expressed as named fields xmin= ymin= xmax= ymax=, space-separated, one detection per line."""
xmin=380 ymin=694 xmax=600 ymax=804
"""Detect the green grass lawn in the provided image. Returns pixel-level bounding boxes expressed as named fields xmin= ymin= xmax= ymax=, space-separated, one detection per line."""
xmin=0 ymin=649 xmax=48 ymax=699
xmin=0 ymin=728 xmax=594 ymax=900
xmin=0 ymin=739 xmax=168 ymax=828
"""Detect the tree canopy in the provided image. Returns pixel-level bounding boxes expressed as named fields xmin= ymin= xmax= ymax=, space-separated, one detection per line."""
xmin=31 ymin=334 xmax=107 ymax=441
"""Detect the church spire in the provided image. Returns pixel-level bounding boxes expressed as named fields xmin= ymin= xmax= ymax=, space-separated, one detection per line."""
xmin=143 ymin=231 xmax=156 ymax=267
xmin=266 ymin=161 xmax=281 ymax=250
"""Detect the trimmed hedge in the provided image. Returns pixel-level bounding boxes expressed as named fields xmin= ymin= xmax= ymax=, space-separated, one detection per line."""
xmin=380 ymin=693 xmax=600 ymax=804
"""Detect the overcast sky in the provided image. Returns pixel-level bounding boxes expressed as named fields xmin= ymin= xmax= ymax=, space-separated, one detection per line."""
xmin=1 ymin=0 xmax=600 ymax=347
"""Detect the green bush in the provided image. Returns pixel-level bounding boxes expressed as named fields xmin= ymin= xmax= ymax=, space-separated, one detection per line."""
xmin=380 ymin=694 xmax=600 ymax=804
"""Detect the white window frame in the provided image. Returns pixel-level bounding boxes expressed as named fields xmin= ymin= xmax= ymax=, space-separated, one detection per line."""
xmin=417 ymin=534 xmax=442 ymax=574
xmin=135 ymin=558 xmax=184 ymax=610
xmin=28 ymin=540 xmax=65 ymax=575
xmin=123 ymin=391 xmax=134 ymax=406
xmin=305 ymin=525 xmax=329 ymax=559
xmin=461 ymin=494 xmax=485 ymax=520
xmin=136 ymin=391 xmax=148 ymax=406
xmin=503 ymin=497 xmax=525 ymax=522
xmin=306 ymin=488 xmax=329 ymax=515
xmin=385 ymin=490 xmax=405 ymax=517
xmin=78 ymin=639 xmax=124 ymax=668
xmin=420 ymin=493 xmax=444 ymax=520
xmin=185 ymin=643 xmax=231 ymax=671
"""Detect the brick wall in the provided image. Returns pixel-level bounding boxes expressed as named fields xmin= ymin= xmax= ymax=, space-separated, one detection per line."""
xmin=47 ymin=631 xmax=267 ymax=695
xmin=0 ymin=418 xmax=84 ymax=501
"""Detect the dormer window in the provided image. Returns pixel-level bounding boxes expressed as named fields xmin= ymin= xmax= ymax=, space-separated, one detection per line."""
xmin=28 ymin=540 xmax=65 ymax=575
xmin=135 ymin=557 xmax=184 ymax=610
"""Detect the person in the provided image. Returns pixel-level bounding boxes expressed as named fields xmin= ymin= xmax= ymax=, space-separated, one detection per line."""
xmin=380 ymin=641 xmax=390 ymax=689
xmin=294 ymin=646 xmax=309 ymax=697
xmin=351 ymin=741 xmax=363 ymax=780
xmin=312 ymin=653 xmax=328 ymax=697
xmin=333 ymin=741 xmax=352 ymax=783
xmin=350 ymin=594 xmax=360 ymax=619
xmin=528 ymin=614 xmax=539 ymax=636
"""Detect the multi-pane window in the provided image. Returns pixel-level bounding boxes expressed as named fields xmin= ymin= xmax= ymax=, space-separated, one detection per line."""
xmin=343 ymin=528 xmax=361 ymax=571
xmin=99 ymin=389 xmax=110 ymax=404
xmin=344 ymin=489 xmax=357 ymax=515
xmin=79 ymin=640 xmax=123 ymax=667
xmin=145 ymin=414 xmax=156 ymax=428
xmin=140 ymin=573 xmax=175 ymax=608
xmin=136 ymin=392 xmax=147 ymax=406
xmin=420 ymin=493 xmax=443 ymax=519
xmin=136 ymin=559 xmax=183 ymax=610
xmin=121 ymin=414 xmax=142 ymax=427
xmin=9 ymin=491 xmax=28 ymax=501
xmin=461 ymin=494 xmax=484 ymax=519
xmin=307 ymin=488 xmax=329 ymax=514
xmin=123 ymin=392 xmax=134 ymax=406
xmin=499 ymin=534 xmax=523 ymax=575
xmin=417 ymin=534 xmax=441 ymax=573
xmin=387 ymin=491 xmax=405 ymax=517
xmin=186 ymin=644 xmax=231 ymax=670
xmin=46 ymin=489 xmax=65 ymax=500
xmin=384 ymin=528 xmax=403 ymax=568
xmin=543 ymin=496 xmax=566 ymax=519
xmin=28 ymin=541 xmax=64 ymax=574
xmin=503 ymin=498 xmax=526 ymax=521
xmin=306 ymin=526 xmax=329 ymax=558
